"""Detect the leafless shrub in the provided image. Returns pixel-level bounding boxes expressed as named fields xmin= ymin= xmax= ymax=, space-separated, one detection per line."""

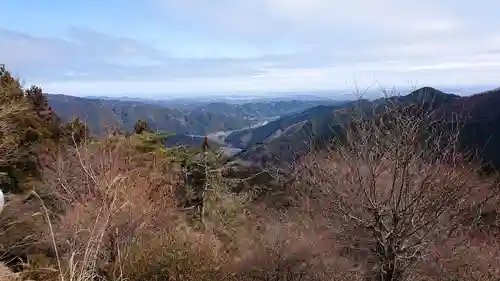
xmin=25 ymin=134 xmax=265 ymax=281
xmin=225 ymin=204 xmax=360 ymax=281
xmin=293 ymin=96 xmax=498 ymax=281
xmin=412 ymin=236 xmax=500 ymax=281
xmin=39 ymin=136 xmax=184 ymax=280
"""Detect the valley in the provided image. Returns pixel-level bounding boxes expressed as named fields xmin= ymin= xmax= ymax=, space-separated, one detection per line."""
xmin=46 ymin=87 xmax=500 ymax=169
xmin=2 ymin=2 xmax=500 ymax=280
xmin=2 ymin=65 xmax=500 ymax=281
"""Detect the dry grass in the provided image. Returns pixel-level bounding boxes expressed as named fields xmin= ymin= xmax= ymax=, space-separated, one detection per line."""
xmin=32 ymin=135 xmax=186 ymax=281
xmin=0 ymin=262 xmax=20 ymax=281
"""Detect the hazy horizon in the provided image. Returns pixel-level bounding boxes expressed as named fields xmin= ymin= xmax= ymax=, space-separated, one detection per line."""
xmin=45 ymin=83 xmax=497 ymax=101
xmin=1 ymin=1 xmax=500 ymax=97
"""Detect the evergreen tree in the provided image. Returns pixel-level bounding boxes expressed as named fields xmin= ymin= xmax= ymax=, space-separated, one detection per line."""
xmin=134 ymin=119 xmax=153 ymax=134
xmin=0 ymin=65 xmax=61 ymax=193
xmin=61 ymin=117 xmax=90 ymax=144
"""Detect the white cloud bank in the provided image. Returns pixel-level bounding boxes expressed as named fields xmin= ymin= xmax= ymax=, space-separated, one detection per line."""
xmin=1 ymin=0 xmax=500 ymax=96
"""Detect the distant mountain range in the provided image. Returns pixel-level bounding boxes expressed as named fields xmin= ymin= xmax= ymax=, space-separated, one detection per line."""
xmin=80 ymin=84 xmax=498 ymax=103
xmin=82 ymin=90 xmax=352 ymax=103
xmin=225 ymin=87 xmax=500 ymax=169
xmin=47 ymin=94 xmax=342 ymax=137
xmin=48 ymin=86 xmax=500 ymax=169
xmin=47 ymin=94 xmax=252 ymax=136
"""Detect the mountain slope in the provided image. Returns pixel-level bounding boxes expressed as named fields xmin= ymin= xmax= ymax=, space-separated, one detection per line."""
xmin=47 ymin=94 xmax=256 ymax=136
xmin=190 ymin=100 xmax=342 ymax=120
xmin=47 ymin=95 xmax=340 ymax=138
xmin=224 ymin=102 xmax=355 ymax=149
xmin=230 ymin=87 xmax=500 ymax=168
xmin=451 ymin=88 xmax=500 ymax=169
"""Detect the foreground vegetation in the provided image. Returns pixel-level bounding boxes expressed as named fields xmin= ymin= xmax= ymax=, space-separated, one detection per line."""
xmin=0 ymin=65 xmax=499 ymax=281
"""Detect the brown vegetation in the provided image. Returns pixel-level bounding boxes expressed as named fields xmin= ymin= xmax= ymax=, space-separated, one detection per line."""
xmin=291 ymin=98 xmax=500 ymax=280
xmin=0 ymin=66 xmax=499 ymax=281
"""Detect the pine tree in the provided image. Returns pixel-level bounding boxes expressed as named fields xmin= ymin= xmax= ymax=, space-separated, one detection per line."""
xmin=134 ymin=119 xmax=152 ymax=134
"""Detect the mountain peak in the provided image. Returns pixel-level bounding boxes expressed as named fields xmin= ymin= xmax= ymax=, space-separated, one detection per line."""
xmin=410 ymin=86 xmax=446 ymax=96
xmin=404 ymin=87 xmax=459 ymax=104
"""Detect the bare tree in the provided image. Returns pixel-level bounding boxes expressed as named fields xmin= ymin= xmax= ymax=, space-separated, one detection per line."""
xmin=295 ymin=93 xmax=496 ymax=281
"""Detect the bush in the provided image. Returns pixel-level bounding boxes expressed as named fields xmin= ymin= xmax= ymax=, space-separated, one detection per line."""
xmin=133 ymin=119 xmax=152 ymax=135
xmin=292 ymin=98 xmax=499 ymax=280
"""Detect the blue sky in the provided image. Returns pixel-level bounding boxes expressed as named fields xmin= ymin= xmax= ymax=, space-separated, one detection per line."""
xmin=1 ymin=0 xmax=499 ymax=97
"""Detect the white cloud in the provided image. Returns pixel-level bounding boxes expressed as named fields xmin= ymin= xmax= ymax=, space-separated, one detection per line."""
xmin=159 ymin=0 xmax=462 ymax=42
xmin=264 ymin=0 xmax=459 ymax=33
xmin=1 ymin=1 xmax=500 ymax=96
xmin=41 ymin=57 xmax=500 ymax=97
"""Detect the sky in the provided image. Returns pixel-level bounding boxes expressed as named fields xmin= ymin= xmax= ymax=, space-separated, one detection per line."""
xmin=0 ymin=0 xmax=499 ymax=98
